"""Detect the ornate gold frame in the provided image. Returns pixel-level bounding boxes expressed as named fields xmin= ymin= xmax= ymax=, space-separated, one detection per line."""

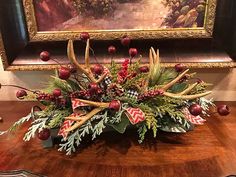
xmin=0 ymin=32 xmax=9 ymax=70
xmin=23 ymin=0 xmax=217 ymax=41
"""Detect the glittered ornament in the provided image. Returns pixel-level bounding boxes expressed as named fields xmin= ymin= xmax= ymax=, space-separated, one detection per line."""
xmin=40 ymin=51 xmax=50 ymax=62
xmin=91 ymin=64 xmax=104 ymax=75
xmin=139 ymin=66 xmax=149 ymax=73
xmin=217 ymin=105 xmax=230 ymax=116
xmin=175 ymin=63 xmax=185 ymax=72
xmin=121 ymin=36 xmax=131 ymax=46
xmin=129 ymin=48 xmax=138 ymax=58
xmin=109 ymin=100 xmax=121 ymax=112
xmin=58 ymin=67 xmax=71 ymax=80
xmin=80 ymin=32 xmax=90 ymax=41
xmin=189 ymin=104 xmax=202 ymax=116
xmin=108 ymin=45 xmax=116 ymax=54
xmin=53 ymin=89 xmax=62 ymax=97
xmin=16 ymin=90 xmax=27 ymax=99
xmin=37 ymin=128 xmax=50 ymax=140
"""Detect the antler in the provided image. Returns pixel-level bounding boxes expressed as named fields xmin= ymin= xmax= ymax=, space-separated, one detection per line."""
xmin=67 ymin=39 xmax=107 ymax=83
xmin=65 ymin=99 xmax=110 ymax=132
xmin=144 ymin=47 xmax=212 ymax=100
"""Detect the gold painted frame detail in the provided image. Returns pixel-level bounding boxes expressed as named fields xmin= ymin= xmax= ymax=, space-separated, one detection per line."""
xmin=0 ymin=32 xmax=9 ymax=70
xmin=23 ymin=0 xmax=217 ymax=41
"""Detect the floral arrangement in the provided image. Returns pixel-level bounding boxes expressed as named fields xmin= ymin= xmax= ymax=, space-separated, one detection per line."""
xmin=0 ymin=33 xmax=230 ymax=155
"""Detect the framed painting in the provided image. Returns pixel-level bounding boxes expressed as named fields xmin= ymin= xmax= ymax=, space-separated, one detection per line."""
xmin=24 ymin=0 xmax=217 ymax=41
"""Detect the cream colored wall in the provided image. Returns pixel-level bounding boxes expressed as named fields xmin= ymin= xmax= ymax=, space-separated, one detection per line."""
xmin=0 ymin=58 xmax=235 ymax=101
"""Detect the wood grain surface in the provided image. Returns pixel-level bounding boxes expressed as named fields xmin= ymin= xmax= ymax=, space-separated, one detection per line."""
xmin=0 ymin=101 xmax=235 ymax=177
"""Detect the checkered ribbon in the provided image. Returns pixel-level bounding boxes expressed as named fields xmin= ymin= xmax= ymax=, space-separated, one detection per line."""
xmin=125 ymin=107 xmax=145 ymax=124
xmin=72 ymin=98 xmax=89 ymax=110
xmin=182 ymin=108 xmax=206 ymax=125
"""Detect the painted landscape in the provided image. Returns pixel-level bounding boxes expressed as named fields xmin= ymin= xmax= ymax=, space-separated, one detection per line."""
xmin=33 ymin=0 xmax=207 ymax=31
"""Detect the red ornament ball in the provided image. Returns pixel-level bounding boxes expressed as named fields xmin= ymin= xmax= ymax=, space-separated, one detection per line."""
xmin=91 ymin=64 xmax=104 ymax=75
xmin=129 ymin=48 xmax=138 ymax=58
xmin=88 ymin=83 xmax=100 ymax=94
xmin=175 ymin=63 xmax=185 ymax=72
xmin=37 ymin=128 xmax=51 ymax=140
xmin=217 ymin=105 xmax=230 ymax=116
xmin=109 ymin=100 xmax=121 ymax=112
xmin=121 ymin=36 xmax=131 ymax=46
xmin=108 ymin=45 xmax=116 ymax=54
xmin=68 ymin=64 xmax=77 ymax=74
xmin=189 ymin=104 xmax=203 ymax=116
xmin=80 ymin=32 xmax=90 ymax=41
xmin=58 ymin=67 xmax=71 ymax=80
xmin=139 ymin=66 xmax=149 ymax=73
xmin=40 ymin=51 xmax=50 ymax=62
xmin=53 ymin=88 xmax=62 ymax=97
xmin=16 ymin=90 xmax=27 ymax=99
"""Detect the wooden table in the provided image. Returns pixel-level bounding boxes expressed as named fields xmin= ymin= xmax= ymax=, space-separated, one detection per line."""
xmin=0 ymin=101 xmax=235 ymax=177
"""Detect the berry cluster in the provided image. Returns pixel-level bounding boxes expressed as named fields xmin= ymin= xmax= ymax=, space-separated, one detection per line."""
xmin=36 ymin=93 xmax=55 ymax=101
xmin=138 ymin=89 xmax=164 ymax=101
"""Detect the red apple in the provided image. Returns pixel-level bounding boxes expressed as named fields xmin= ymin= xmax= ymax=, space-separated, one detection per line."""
xmin=139 ymin=66 xmax=149 ymax=73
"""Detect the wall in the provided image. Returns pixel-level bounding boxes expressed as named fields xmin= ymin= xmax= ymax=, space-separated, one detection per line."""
xmin=0 ymin=58 xmax=235 ymax=101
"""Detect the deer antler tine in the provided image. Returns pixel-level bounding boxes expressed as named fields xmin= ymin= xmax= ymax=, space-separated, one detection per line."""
xmin=162 ymin=69 xmax=189 ymax=91
xmin=155 ymin=49 xmax=159 ymax=65
xmin=149 ymin=49 xmax=154 ymax=68
xmin=85 ymin=39 xmax=90 ymax=68
xmin=179 ymin=83 xmax=198 ymax=95
xmin=65 ymin=107 xmax=104 ymax=132
xmin=75 ymin=99 xmax=110 ymax=108
xmin=163 ymin=91 xmax=212 ymax=100
xmin=65 ymin=116 xmax=84 ymax=121
xmin=151 ymin=47 xmax=156 ymax=60
xmin=67 ymin=40 xmax=85 ymax=72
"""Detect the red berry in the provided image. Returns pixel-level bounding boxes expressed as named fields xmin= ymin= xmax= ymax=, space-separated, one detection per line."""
xmin=16 ymin=90 xmax=27 ymax=99
xmin=80 ymin=32 xmax=90 ymax=41
xmin=40 ymin=51 xmax=50 ymax=62
xmin=109 ymin=100 xmax=121 ymax=112
xmin=53 ymin=88 xmax=61 ymax=97
xmin=121 ymin=36 xmax=131 ymax=46
xmin=88 ymin=83 xmax=100 ymax=94
xmin=189 ymin=104 xmax=202 ymax=116
xmin=175 ymin=63 xmax=185 ymax=72
xmin=58 ymin=67 xmax=71 ymax=80
xmin=129 ymin=48 xmax=138 ymax=58
xmin=139 ymin=66 xmax=149 ymax=73
xmin=217 ymin=105 xmax=230 ymax=116
xmin=37 ymin=128 xmax=50 ymax=140
xmin=108 ymin=45 xmax=116 ymax=54
xmin=91 ymin=64 xmax=104 ymax=75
